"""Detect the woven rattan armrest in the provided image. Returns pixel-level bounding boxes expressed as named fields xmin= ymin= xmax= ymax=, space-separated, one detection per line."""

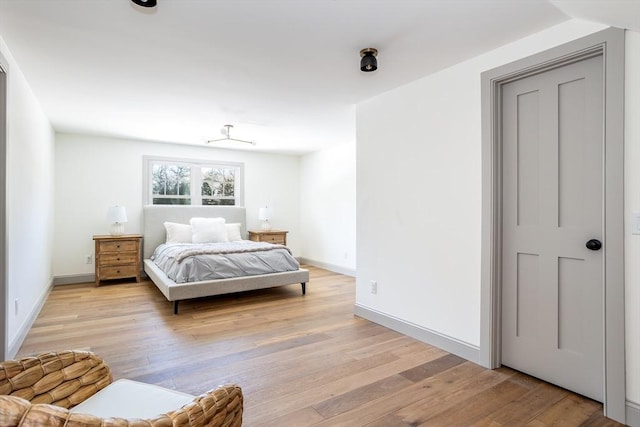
xmin=0 ymin=384 xmax=243 ymax=427
xmin=0 ymin=350 xmax=112 ymax=409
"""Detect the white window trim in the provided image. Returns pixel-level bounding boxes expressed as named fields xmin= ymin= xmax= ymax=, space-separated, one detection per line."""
xmin=143 ymin=155 xmax=244 ymax=206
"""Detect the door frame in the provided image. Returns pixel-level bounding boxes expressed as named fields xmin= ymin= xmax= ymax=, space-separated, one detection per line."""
xmin=479 ymin=28 xmax=626 ymax=422
xmin=0 ymin=51 xmax=7 ymax=361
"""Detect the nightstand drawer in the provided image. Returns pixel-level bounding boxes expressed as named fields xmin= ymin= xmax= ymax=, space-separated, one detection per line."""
xmin=263 ymin=235 xmax=285 ymax=244
xmin=100 ymin=253 xmax=138 ymax=265
xmin=99 ymin=265 xmax=138 ymax=280
xmin=100 ymin=240 xmax=138 ymax=253
xmin=248 ymin=230 xmax=288 ymax=246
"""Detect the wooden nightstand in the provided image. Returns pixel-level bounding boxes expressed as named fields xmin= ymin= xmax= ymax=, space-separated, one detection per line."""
xmin=248 ymin=230 xmax=288 ymax=246
xmin=93 ymin=234 xmax=142 ymax=286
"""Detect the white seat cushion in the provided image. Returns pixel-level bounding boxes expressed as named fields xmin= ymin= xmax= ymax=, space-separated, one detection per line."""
xmin=70 ymin=379 xmax=194 ymax=419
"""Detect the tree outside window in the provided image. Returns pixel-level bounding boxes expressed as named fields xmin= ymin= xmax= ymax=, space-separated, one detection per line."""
xmin=201 ymin=167 xmax=236 ymax=205
xmin=152 ymin=164 xmax=191 ymax=205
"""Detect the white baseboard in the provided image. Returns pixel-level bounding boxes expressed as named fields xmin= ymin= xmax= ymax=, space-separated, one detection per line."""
xmin=7 ymin=279 xmax=53 ymax=358
xmin=298 ymin=257 xmax=355 ymax=277
xmin=627 ymin=400 xmax=640 ymax=427
xmin=353 ymin=304 xmax=480 ymax=363
xmin=53 ymin=274 xmax=94 ymax=285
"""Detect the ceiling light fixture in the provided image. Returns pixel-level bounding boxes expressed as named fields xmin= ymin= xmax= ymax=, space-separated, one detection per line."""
xmin=360 ymin=48 xmax=378 ymax=72
xmin=207 ymin=125 xmax=256 ymax=146
xmin=131 ymin=0 xmax=157 ymax=7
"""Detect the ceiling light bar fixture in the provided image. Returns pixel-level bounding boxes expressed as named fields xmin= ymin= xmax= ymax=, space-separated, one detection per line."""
xmin=131 ymin=0 xmax=157 ymax=7
xmin=207 ymin=125 xmax=256 ymax=146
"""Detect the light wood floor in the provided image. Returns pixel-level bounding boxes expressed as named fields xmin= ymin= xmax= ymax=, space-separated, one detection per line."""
xmin=18 ymin=266 xmax=621 ymax=426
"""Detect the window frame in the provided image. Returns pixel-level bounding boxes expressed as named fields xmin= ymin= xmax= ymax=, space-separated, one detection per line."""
xmin=143 ymin=155 xmax=244 ymax=206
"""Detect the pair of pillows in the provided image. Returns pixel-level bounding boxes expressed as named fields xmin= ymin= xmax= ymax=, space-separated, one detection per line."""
xmin=164 ymin=217 xmax=243 ymax=244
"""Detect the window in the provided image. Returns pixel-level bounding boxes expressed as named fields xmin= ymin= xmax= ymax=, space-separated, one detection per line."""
xmin=151 ymin=163 xmax=191 ymax=205
xmin=144 ymin=156 xmax=243 ymax=206
xmin=200 ymin=166 xmax=236 ymax=205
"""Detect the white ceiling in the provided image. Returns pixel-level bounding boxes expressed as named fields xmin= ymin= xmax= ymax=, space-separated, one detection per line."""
xmin=0 ymin=0 xmax=636 ymax=155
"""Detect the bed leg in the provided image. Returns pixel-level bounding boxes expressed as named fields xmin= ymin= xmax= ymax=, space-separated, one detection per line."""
xmin=173 ymin=301 xmax=179 ymax=315
xmin=301 ymin=282 xmax=306 ymax=295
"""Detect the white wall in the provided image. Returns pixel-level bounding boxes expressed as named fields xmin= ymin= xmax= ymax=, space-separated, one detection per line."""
xmin=0 ymin=36 xmax=55 ymax=355
xmin=54 ymin=134 xmax=301 ymax=277
xmin=299 ymin=142 xmax=356 ymax=274
xmin=624 ymin=29 xmax=640 ymax=409
xmin=356 ymin=17 xmax=640 ymax=404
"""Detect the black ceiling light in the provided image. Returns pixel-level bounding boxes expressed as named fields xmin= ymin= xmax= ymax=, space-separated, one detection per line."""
xmin=360 ymin=48 xmax=378 ymax=72
xmin=131 ymin=0 xmax=157 ymax=7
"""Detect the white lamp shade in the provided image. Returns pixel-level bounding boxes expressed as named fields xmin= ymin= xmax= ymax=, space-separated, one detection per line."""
xmin=107 ymin=205 xmax=128 ymax=224
xmin=258 ymin=207 xmax=271 ymax=221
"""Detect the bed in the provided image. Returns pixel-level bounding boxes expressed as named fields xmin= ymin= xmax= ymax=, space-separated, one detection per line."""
xmin=143 ymin=205 xmax=309 ymax=314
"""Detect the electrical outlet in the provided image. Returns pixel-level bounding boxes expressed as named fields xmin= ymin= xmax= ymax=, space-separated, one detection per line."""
xmin=85 ymin=254 xmax=92 ymax=264
xmin=370 ymin=281 xmax=378 ymax=294
xmin=14 ymin=299 xmax=18 ymax=316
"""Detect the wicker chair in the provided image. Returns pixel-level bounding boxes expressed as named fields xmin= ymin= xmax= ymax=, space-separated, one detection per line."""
xmin=0 ymin=350 xmax=243 ymax=427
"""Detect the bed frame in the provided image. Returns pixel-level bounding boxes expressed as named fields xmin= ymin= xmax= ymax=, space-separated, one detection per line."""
xmin=143 ymin=205 xmax=309 ymax=314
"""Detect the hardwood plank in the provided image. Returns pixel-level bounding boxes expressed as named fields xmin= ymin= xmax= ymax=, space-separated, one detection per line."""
xmin=313 ymin=374 xmax=414 ymax=418
xmin=416 ymin=378 xmax=530 ymax=426
xmin=242 ymin=344 xmax=401 ymax=407
xmin=16 ymin=266 xmax=621 ymax=426
xmin=330 ymin=363 xmax=510 ymax=427
xmin=527 ymin=394 xmax=604 ymax=426
xmin=259 ymin=406 xmax=325 ymax=427
xmin=246 ymin=346 xmax=444 ymax=424
xmin=399 ymin=353 xmax=466 ymax=382
xmin=471 ymin=381 xmax=569 ymax=426
xmin=581 ymin=409 xmax=628 ymax=427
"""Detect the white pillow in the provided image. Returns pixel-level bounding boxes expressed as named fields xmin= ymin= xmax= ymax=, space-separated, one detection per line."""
xmin=226 ymin=223 xmax=243 ymax=241
xmin=164 ymin=222 xmax=192 ymax=244
xmin=190 ymin=217 xmax=228 ymax=243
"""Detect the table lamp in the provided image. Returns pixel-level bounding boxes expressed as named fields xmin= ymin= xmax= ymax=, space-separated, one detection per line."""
xmin=107 ymin=205 xmax=128 ymax=236
xmin=258 ymin=207 xmax=272 ymax=231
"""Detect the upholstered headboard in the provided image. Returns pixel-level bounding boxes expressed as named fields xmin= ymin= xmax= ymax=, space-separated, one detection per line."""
xmin=142 ymin=205 xmax=247 ymax=259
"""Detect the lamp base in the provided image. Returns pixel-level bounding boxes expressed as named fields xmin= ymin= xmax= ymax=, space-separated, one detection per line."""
xmin=110 ymin=223 xmax=125 ymax=236
xmin=261 ymin=220 xmax=272 ymax=231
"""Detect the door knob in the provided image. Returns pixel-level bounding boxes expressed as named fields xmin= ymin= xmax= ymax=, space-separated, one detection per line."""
xmin=586 ymin=239 xmax=602 ymax=251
